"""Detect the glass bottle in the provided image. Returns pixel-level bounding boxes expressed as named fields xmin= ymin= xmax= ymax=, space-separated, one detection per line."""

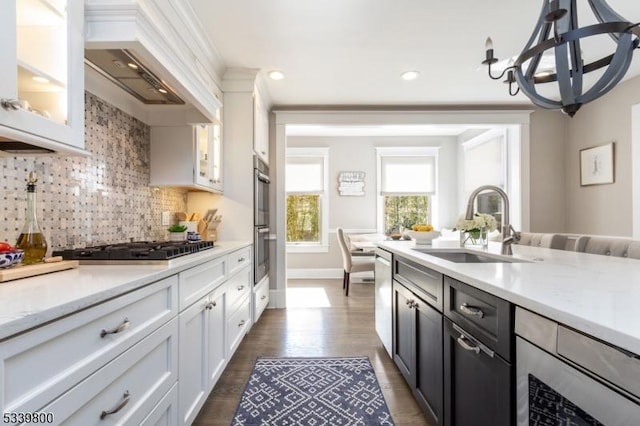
xmin=16 ymin=172 xmax=47 ymax=265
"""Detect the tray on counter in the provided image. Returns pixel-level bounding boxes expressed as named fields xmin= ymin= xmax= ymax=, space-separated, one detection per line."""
xmin=0 ymin=260 xmax=79 ymax=283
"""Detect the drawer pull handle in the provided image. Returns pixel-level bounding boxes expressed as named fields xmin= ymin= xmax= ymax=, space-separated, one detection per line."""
xmin=205 ymin=301 xmax=217 ymax=310
xmin=405 ymin=299 xmax=413 ymax=306
xmin=237 ymin=285 xmax=245 ymax=291
xmin=238 ymin=320 xmax=246 ymax=327
xmin=100 ymin=390 xmax=130 ymax=419
xmin=456 ymin=335 xmax=481 ymax=354
xmin=238 ymin=257 xmax=245 ymax=262
xmin=261 ymin=295 xmax=267 ymax=300
xmin=100 ymin=318 xmax=131 ymax=338
xmin=459 ymin=303 xmax=484 ymax=318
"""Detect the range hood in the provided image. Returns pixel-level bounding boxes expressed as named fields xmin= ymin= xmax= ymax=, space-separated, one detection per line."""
xmin=84 ymin=49 xmax=184 ymax=105
xmin=84 ymin=0 xmax=223 ymax=122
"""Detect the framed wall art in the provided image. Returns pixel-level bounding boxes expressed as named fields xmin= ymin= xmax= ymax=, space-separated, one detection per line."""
xmin=580 ymin=142 xmax=615 ymax=186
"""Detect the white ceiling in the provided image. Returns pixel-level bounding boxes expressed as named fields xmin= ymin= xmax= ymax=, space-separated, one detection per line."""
xmin=187 ymin=0 xmax=640 ymax=108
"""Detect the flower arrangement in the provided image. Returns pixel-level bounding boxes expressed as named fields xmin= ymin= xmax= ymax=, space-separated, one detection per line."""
xmin=454 ymin=213 xmax=498 ymax=233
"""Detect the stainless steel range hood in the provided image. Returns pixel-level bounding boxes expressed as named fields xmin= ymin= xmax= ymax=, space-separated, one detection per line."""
xmin=84 ymin=49 xmax=184 ymax=105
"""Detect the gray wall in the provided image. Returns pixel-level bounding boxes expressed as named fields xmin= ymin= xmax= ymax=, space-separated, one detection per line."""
xmin=563 ymin=75 xmax=640 ymax=236
xmin=287 ymin=134 xmax=458 ymax=270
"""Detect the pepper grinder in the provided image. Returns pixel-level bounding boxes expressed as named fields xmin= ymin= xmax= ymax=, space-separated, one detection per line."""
xmin=16 ymin=171 xmax=47 ymax=265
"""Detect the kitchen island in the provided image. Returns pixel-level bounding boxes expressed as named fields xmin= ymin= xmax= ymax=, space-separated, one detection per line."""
xmin=379 ymin=239 xmax=640 ymax=354
xmin=378 ymin=239 xmax=640 ymax=426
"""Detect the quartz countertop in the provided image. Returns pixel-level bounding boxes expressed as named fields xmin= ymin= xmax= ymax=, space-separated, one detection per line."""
xmin=0 ymin=241 xmax=252 ymax=341
xmin=378 ymin=240 xmax=640 ymax=355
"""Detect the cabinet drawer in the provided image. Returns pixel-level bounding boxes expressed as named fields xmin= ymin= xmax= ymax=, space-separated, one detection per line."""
xmin=227 ymin=297 xmax=251 ymax=357
xmin=393 ymin=256 xmax=443 ymax=311
xmin=179 ymin=256 xmax=227 ymax=310
xmin=253 ymin=277 xmax=269 ymax=322
xmin=226 ymin=265 xmax=251 ymax=313
xmin=140 ymin=383 xmax=178 ymax=426
xmin=0 ymin=276 xmax=177 ymax=414
xmin=40 ymin=318 xmax=178 ymax=425
xmin=444 ymin=276 xmax=513 ymax=361
xmin=228 ymin=246 xmax=251 ymax=277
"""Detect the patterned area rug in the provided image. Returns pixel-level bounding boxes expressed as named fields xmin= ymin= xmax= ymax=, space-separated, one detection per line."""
xmin=232 ymin=357 xmax=395 ymax=425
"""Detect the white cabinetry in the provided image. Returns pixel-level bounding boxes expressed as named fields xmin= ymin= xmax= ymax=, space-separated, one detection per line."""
xmin=253 ymin=89 xmax=269 ymax=164
xmin=178 ymin=286 xmax=226 ymax=425
xmin=0 ymin=275 xmax=178 ymax=423
xmin=0 ymin=0 xmax=85 ymax=155
xmin=150 ymin=120 xmax=223 ymax=193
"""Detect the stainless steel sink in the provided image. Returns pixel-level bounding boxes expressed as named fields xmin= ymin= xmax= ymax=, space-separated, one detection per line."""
xmin=411 ymin=249 xmax=527 ymax=263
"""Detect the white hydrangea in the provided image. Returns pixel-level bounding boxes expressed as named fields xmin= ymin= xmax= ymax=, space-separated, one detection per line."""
xmin=454 ymin=213 xmax=498 ymax=232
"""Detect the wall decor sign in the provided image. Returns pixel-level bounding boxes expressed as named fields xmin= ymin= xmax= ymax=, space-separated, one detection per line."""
xmin=580 ymin=142 xmax=615 ymax=186
xmin=338 ymin=171 xmax=365 ymax=196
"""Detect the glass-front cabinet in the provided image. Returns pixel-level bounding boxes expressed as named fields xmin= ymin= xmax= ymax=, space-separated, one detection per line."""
xmin=0 ymin=0 xmax=85 ymax=154
xmin=194 ymin=116 xmax=222 ymax=192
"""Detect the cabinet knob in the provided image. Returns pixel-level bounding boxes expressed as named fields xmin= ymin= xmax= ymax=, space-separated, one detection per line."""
xmin=100 ymin=390 xmax=130 ymax=419
xmin=459 ymin=303 xmax=485 ymax=318
xmin=238 ymin=320 xmax=246 ymax=327
xmin=261 ymin=295 xmax=267 ymax=300
xmin=100 ymin=318 xmax=131 ymax=338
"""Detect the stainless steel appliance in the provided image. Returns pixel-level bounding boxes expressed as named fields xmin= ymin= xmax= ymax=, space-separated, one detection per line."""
xmin=516 ymin=307 xmax=640 ymax=426
xmin=374 ymin=248 xmax=392 ymax=357
xmin=253 ymin=156 xmax=270 ymax=285
xmin=53 ymin=240 xmax=214 ymax=264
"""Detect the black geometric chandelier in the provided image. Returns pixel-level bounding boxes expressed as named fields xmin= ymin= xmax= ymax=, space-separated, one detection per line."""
xmin=482 ymin=0 xmax=640 ymax=117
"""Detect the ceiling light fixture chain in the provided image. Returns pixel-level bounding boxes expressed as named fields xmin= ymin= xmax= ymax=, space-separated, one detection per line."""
xmin=482 ymin=0 xmax=640 ymax=117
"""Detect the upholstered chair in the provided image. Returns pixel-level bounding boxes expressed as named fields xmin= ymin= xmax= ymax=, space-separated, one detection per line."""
xmin=336 ymin=228 xmax=375 ymax=296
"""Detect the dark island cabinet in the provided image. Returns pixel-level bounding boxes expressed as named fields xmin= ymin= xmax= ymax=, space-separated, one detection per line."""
xmin=393 ymin=280 xmax=444 ymax=426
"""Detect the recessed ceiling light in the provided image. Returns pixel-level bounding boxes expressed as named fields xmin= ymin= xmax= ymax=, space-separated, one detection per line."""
xmin=268 ymin=70 xmax=285 ymax=80
xmin=158 ymin=88 xmax=168 ymax=94
xmin=401 ymin=71 xmax=420 ymax=81
xmin=127 ymin=62 xmax=139 ymax=70
xmin=32 ymin=76 xmax=50 ymax=84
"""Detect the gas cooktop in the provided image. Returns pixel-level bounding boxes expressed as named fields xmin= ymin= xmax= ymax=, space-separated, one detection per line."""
xmin=53 ymin=240 xmax=215 ymax=264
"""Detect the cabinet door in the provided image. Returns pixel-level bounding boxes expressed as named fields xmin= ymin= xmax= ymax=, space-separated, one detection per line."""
xmin=415 ymin=299 xmax=444 ymax=426
xmin=206 ymin=291 xmax=226 ymax=391
xmin=178 ymin=297 xmax=209 ymax=426
xmin=0 ymin=0 xmax=84 ymax=151
xmin=210 ymin=117 xmax=223 ymax=192
xmin=443 ymin=318 xmax=512 ymax=426
xmin=392 ymin=281 xmax=415 ymax=386
xmin=195 ymin=124 xmax=214 ymax=188
xmin=253 ymin=90 xmax=269 ymax=164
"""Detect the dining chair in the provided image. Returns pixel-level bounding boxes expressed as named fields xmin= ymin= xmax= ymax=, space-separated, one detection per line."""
xmin=336 ymin=228 xmax=375 ymax=296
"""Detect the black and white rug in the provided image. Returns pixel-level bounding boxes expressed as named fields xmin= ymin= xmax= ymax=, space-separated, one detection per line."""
xmin=231 ymin=357 xmax=395 ymax=425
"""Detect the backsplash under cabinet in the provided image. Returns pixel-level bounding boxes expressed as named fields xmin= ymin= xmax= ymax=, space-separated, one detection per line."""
xmin=0 ymin=92 xmax=187 ymax=250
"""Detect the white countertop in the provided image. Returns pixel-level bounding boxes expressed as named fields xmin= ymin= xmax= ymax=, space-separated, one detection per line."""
xmin=0 ymin=241 xmax=252 ymax=341
xmin=378 ymin=240 xmax=640 ymax=355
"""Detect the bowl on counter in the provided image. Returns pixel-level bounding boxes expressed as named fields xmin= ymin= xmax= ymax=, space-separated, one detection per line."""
xmin=405 ymin=230 xmax=441 ymax=245
xmin=0 ymin=250 xmax=24 ymax=268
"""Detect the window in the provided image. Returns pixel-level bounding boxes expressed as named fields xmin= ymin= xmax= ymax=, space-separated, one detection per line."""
xmin=286 ymin=148 xmax=329 ymax=251
xmin=376 ymin=147 xmax=438 ymax=233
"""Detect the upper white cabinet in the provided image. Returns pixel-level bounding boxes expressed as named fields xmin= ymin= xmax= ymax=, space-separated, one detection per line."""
xmin=0 ymin=0 xmax=86 ymax=155
xmin=253 ymin=90 xmax=269 ymax=165
xmin=150 ymin=119 xmax=223 ymax=193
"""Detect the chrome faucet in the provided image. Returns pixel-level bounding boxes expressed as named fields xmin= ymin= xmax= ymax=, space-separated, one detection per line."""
xmin=465 ymin=185 xmax=520 ymax=255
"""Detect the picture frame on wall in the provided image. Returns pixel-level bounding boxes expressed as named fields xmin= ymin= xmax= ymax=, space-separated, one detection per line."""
xmin=580 ymin=142 xmax=615 ymax=186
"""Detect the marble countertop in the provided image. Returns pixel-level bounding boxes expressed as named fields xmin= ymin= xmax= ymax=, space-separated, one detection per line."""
xmin=0 ymin=241 xmax=252 ymax=341
xmin=378 ymin=240 xmax=640 ymax=355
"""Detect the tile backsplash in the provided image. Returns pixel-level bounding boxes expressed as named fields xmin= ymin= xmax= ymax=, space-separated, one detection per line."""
xmin=1 ymin=92 xmax=188 ymax=250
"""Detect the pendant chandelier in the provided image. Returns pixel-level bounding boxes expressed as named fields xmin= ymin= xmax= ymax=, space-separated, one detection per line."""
xmin=482 ymin=0 xmax=640 ymax=117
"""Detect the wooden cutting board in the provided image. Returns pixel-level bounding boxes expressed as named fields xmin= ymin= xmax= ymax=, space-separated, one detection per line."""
xmin=0 ymin=260 xmax=79 ymax=283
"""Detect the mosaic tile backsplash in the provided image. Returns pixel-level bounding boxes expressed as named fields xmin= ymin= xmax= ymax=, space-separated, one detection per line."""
xmin=1 ymin=92 xmax=188 ymax=251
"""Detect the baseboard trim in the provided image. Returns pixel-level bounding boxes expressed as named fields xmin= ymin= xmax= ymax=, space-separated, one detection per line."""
xmin=287 ymin=268 xmax=374 ymax=282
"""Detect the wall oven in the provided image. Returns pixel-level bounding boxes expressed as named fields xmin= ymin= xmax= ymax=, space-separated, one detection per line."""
xmin=254 ymin=156 xmax=270 ymax=285
xmin=516 ymin=307 xmax=640 ymax=426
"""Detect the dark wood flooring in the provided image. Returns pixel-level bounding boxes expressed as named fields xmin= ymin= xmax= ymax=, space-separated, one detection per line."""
xmin=193 ymin=279 xmax=429 ymax=425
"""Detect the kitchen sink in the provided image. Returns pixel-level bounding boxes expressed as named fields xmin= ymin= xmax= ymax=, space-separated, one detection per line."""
xmin=411 ymin=249 xmax=527 ymax=263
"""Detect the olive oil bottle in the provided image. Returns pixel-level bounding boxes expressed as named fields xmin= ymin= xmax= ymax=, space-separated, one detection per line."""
xmin=16 ymin=172 xmax=47 ymax=265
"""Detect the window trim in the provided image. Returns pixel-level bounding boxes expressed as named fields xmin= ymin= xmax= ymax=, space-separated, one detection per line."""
xmin=376 ymin=147 xmax=439 ymax=233
xmin=286 ymin=147 xmax=329 ymax=252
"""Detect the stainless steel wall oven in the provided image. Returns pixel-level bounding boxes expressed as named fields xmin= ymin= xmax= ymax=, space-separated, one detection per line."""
xmin=254 ymin=156 xmax=270 ymax=285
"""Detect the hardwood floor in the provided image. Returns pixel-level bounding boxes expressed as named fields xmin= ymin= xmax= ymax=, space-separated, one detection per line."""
xmin=193 ymin=279 xmax=429 ymax=425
